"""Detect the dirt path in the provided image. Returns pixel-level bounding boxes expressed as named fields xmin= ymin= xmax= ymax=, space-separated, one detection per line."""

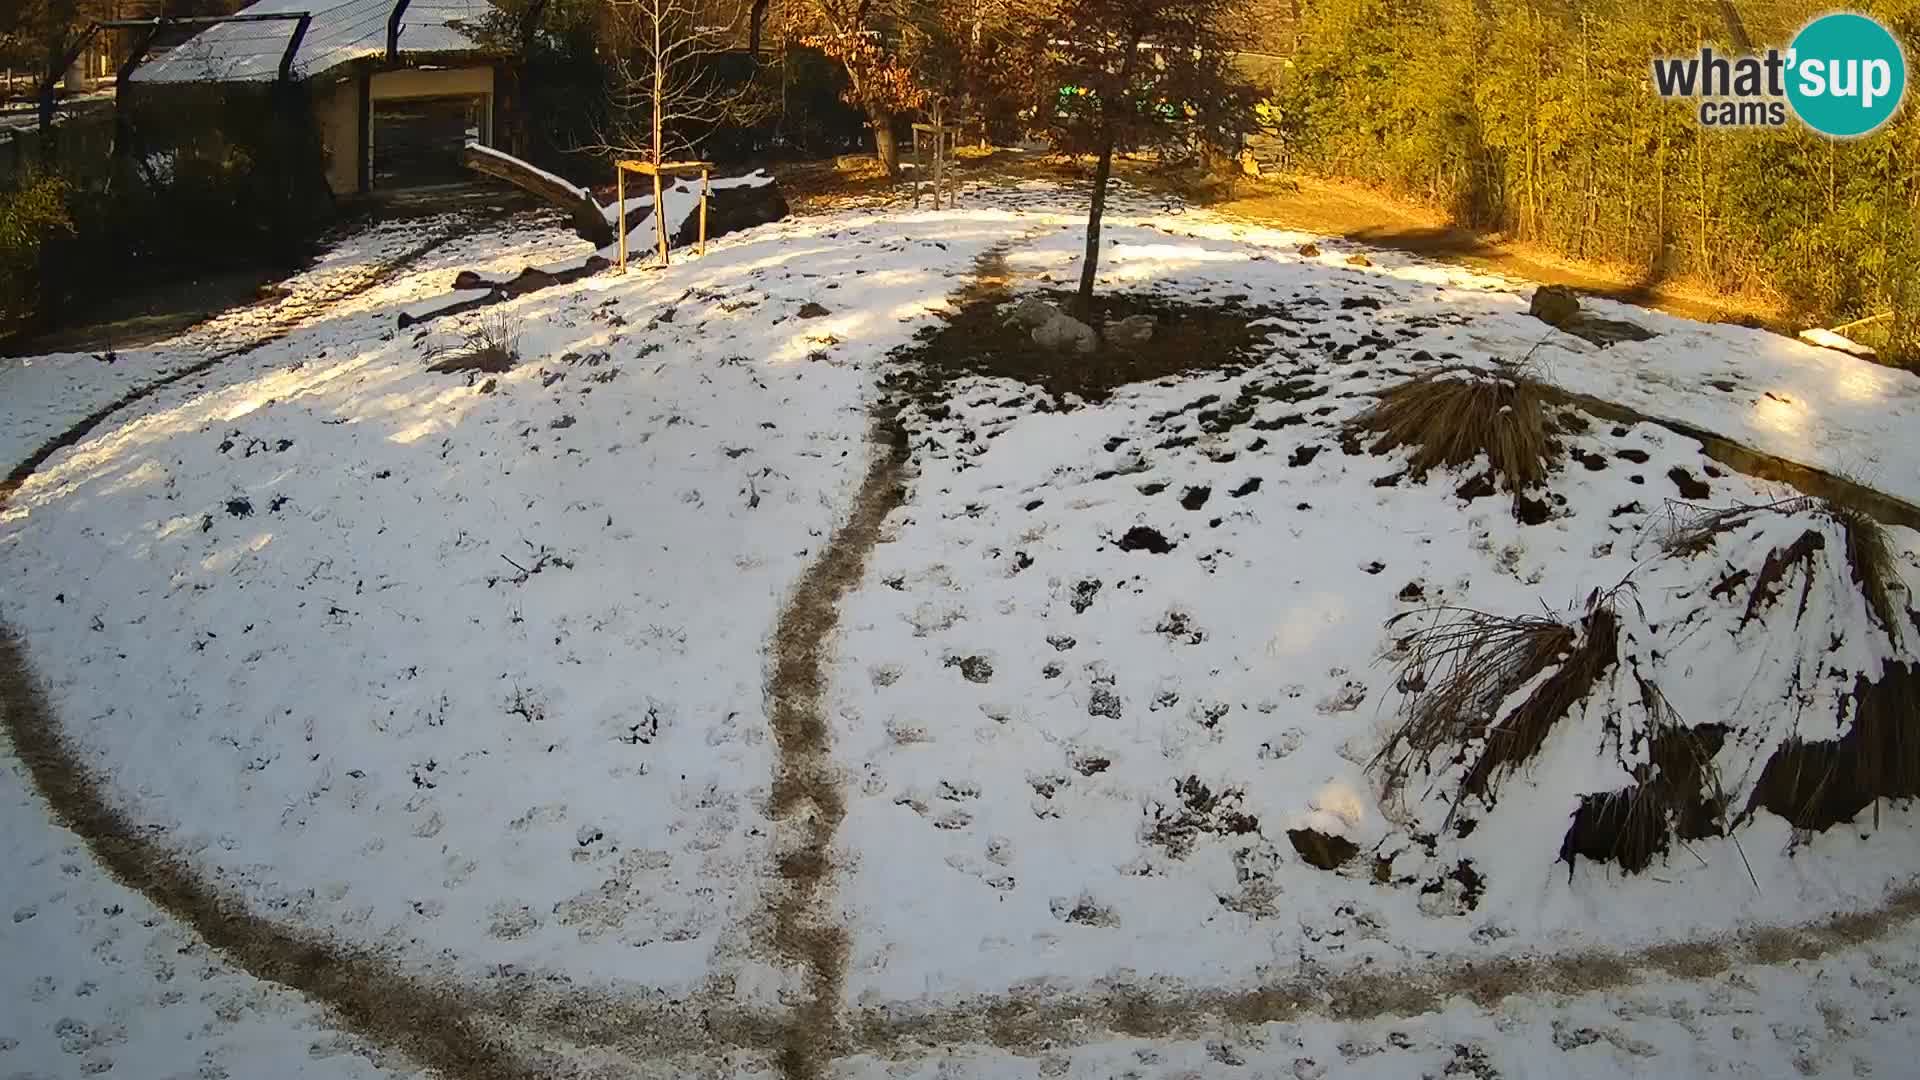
xmin=761 ymin=241 xmax=1029 ymax=1080
xmin=0 ymin=214 xmax=563 ymax=1080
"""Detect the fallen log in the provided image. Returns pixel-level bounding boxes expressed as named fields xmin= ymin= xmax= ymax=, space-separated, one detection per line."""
xmin=463 ymin=144 xmax=612 ymax=247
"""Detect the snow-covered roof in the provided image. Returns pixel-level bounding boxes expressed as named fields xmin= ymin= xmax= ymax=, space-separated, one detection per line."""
xmin=130 ymin=0 xmax=496 ymax=84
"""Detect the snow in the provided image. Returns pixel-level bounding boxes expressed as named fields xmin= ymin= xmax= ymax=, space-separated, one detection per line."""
xmin=1 ymin=202 xmax=1012 ymax=1000
xmin=3 ymin=178 xmax=1919 ymax=1076
xmin=130 ymin=0 xmax=493 ymax=84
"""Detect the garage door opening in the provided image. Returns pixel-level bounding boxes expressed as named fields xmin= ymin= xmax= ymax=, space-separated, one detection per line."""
xmin=371 ymin=94 xmax=489 ymax=190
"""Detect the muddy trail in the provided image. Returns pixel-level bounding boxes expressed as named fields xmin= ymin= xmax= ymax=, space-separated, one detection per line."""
xmin=0 ymin=212 xmax=594 ymax=1080
xmin=761 ymin=240 xmax=1030 ymax=1079
xmin=4 ymin=222 xmax=1920 ymax=1080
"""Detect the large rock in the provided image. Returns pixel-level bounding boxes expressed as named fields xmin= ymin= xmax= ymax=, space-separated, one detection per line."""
xmin=1529 ymin=284 xmax=1582 ymax=327
xmin=1107 ymin=313 xmax=1156 ymax=348
xmin=1005 ymin=296 xmax=1060 ymax=329
xmin=1032 ymin=310 xmax=1097 ymax=354
xmin=1529 ymin=283 xmax=1655 ymax=347
xmin=667 ymin=179 xmax=789 ymax=249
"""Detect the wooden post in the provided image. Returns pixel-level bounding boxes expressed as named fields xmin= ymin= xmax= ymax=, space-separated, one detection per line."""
xmin=699 ymin=168 xmax=710 ymax=255
xmin=653 ymin=169 xmax=667 ymax=266
xmin=616 ymin=166 xmax=627 ymax=271
xmin=912 ymin=128 xmax=923 ymax=209
xmin=931 ymin=100 xmax=943 ymax=211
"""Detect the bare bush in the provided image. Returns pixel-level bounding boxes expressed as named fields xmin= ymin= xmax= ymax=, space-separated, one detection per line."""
xmin=428 ymin=311 xmax=522 ymax=374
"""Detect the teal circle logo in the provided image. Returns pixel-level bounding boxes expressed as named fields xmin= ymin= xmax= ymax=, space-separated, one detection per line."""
xmin=1787 ymin=13 xmax=1907 ymax=138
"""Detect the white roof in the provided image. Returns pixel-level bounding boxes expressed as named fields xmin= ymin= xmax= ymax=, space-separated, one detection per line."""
xmin=131 ymin=0 xmax=493 ymax=84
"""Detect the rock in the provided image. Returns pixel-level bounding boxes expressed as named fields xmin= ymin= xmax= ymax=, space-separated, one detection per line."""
xmin=1345 ymin=253 xmax=1372 ymax=267
xmin=1529 ymin=285 xmax=1656 ymax=346
xmin=1529 ymin=284 xmax=1582 ymax=327
xmin=1005 ymin=296 xmax=1059 ymax=328
xmin=668 ymin=179 xmax=788 ymax=249
xmin=1107 ymin=313 xmax=1156 ymax=348
xmin=1033 ymin=311 xmax=1097 ymax=354
xmin=1561 ymin=312 xmax=1656 ymax=346
xmin=1297 ymin=242 xmax=1321 ymax=257
xmin=797 ymin=302 xmax=831 ymax=319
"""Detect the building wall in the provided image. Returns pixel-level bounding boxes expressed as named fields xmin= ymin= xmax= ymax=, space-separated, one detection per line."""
xmin=370 ymin=66 xmax=493 ymax=104
xmin=310 ymin=64 xmax=497 ymax=197
xmin=312 ymin=73 xmax=360 ymax=197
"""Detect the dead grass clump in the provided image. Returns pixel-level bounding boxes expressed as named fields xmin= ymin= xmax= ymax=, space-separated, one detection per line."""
xmin=1559 ymin=677 xmax=1733 ymax=875
xmin=1375 ymin=588 xmax=1624 ymax=814
xmin=1738 ymin=529 xmax=1826 ymax=629
xmin=1750 ymin=662 xmax=1920 ymax=830
xmin=1657 ymin=496 xmax=1816 ymax=557
xmin=1665 ymin=497 xmax=1907 ymax=643
xmin=1831 ymin=502 xmax=1905 ymax=641
xmin=428 ymin=310 xmax=521 ymax=374
xmin=1346 ymin=367 xmax=1558 ymax=505
xmin=1460 ymin=602 xmax=1620 ymax=800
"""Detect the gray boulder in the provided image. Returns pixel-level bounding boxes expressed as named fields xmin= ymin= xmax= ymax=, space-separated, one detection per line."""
xmin=1032 ymin=311 xmax=1098 ymax=354
xmin=1005 ymin=296 xmax=1059 ymax=328
xmin=1107 ymin=313 xmax=1157 ymax=348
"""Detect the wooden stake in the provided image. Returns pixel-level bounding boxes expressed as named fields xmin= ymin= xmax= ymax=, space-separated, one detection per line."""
xmin=699 ymin=168 xmax=710 ymax=255
xmin=931 ymin=100 xmax=943 ymax=211
xmin=653 ymin=169 xmax=668 ymax=266
xmin=616 ymin=167 xmax=627 ymax=271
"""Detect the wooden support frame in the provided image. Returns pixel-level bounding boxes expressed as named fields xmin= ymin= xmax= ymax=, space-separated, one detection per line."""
xmin=614 ymin=160 xmax=712 ymax=272
xmin=910 ymin=101 xmax=963 ymax=212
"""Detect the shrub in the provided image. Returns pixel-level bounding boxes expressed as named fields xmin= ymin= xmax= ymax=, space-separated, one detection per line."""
xmin=0 ymin=172 xmax=75 ymax=335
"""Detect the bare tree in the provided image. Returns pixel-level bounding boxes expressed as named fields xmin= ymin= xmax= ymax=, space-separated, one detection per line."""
xmin=598 ymin=0 xmax=766 ymax=166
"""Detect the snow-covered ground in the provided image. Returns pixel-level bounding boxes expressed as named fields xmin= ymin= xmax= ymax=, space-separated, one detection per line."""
xmin=832 ymin=217 xmax=1920 ymax=1002
xmin=3 ymin=180 xmax=1918 ymax=1078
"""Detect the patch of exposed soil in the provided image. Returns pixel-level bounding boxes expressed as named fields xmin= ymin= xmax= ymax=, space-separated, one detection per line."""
xmin=1115 ymin=526 xmax=1176 ymax=553
xmin=1145 ymin=776 xmax=1260 ymax=859
xmin=1288 ymin=828 xmax=1359 ymax=870
xmin=889 ymin=288 xmax=1285 ymax=407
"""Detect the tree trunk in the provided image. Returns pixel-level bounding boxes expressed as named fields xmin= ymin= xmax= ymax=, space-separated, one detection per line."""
xmin=1078 ymin=26 xmax=1144 ymax=315
xmin=1078 ymin=129 xmax=1116 ymax=315
xmin=871 ymin=108 xmax=900 ymax=177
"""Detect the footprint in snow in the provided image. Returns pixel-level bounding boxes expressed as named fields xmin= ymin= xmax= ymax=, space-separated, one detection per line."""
xmin=1317 ymin=681 xmax=1367 ymax=714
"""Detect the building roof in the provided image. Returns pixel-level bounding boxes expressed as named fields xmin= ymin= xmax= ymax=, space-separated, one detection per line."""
xmin=131 ymin=0 xmax=496 ymax=84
